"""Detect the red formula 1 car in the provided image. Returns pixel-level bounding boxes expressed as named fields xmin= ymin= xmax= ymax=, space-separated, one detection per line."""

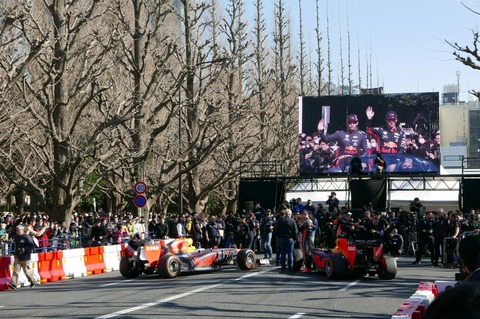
xmin=119 ymin=238 xmax=256 ymax=279
xmin=308 ymin=238 xmax=397 ymax=280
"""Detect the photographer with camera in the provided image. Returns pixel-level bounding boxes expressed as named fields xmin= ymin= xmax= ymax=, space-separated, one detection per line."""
xmin=326 ymin=192 xmax=339 ymax=213
xmin=9 ymin=224 xmax=37 ymax=290
xmin=409 ymin=197 xmax=426 ymax=221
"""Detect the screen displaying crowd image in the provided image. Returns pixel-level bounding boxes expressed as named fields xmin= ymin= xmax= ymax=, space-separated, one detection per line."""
xmin=299 ymin=93 xmax=440 ymax=175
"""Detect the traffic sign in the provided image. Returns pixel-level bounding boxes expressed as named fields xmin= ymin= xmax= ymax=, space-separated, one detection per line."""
xmin=134 ymin=194 xmax=147 ymax=208
xmin=134 ymin=181 xmax=147 ymax=194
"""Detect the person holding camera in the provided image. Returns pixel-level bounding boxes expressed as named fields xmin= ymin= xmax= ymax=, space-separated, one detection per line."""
xmin=409 ymin=197 xmax=426 ymax=220
xmin=9 ymin=224 xmax=37 ymax=290
xmin=326 ymin=192 xmax=339 ymax=213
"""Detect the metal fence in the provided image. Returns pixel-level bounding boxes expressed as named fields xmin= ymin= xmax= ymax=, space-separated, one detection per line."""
xmin=0 ymin=232 xmax=155 ymax=257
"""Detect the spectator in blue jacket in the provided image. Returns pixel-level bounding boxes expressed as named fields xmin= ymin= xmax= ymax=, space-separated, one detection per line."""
xmin=9 ymin=224 xmax=37 ymax=289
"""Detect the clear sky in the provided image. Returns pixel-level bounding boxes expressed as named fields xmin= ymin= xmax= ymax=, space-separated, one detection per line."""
xmin=249 ymin=0 xmax=480 ymax=102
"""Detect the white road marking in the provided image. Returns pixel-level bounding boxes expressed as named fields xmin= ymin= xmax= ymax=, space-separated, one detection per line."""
xmin=289 ymin=313 xmax=306 ymax=319
xmin=100 ymin=279 xmax=134 ymax=287
xmin=95 ymin=269 xmax=272 ymax=319
xmin=339 ymin=279 xmax=361 ymax=291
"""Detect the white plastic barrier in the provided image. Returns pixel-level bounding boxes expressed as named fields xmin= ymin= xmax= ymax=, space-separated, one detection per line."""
xmin=391 ymin=281 xmax=437 ymax=319
xmin=103 ymin=245 xmax=122 ymax=272
xmin=7 ymin=254 xmax=39 ymax=287
xmin=434 ymin=280 xmax=457 ymax=294
xmin=30 ymin=253 xmax=42 ymax=283
xmin=62 ymin=248 xmax=87 ymax=278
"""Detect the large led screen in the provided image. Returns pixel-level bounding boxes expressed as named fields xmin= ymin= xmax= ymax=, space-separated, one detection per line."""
xmin=299 ymin=93 xmax=440 ymax=175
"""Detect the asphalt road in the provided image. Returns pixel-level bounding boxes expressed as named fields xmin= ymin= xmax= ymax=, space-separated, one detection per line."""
xmin=1 ymin=256 xmax=458 ymax=319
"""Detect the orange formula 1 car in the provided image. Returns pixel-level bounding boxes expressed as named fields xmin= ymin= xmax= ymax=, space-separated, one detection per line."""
xmin=308 ymin=238 xmax=397 ymax=280
xmin=120 ymin=238 xmax=256 ymax=279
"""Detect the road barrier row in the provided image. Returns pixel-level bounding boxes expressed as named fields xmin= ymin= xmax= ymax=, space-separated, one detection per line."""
xmin=0 ymin=244 xmax=124 ymax=290
xmin=391 ymin=281 xmax=441 ymax=319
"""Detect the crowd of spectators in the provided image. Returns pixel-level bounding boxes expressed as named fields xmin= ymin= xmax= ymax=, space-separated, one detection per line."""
xmin=0 ymin=210 xmax=149 ymax=255
xmin=1 ymin=196 xmax=479 ymax=267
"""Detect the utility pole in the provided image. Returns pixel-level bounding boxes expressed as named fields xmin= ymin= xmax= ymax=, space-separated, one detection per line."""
xmin=456 ymin=68 xmax=461 ymax=105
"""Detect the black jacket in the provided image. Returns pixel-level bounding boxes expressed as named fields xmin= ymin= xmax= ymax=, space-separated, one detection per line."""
xmin=276 ymin=217 xmax=298 ymax=239
xmin=154 ymin=223 xmax=169 ymax=239
xmin=14 ymin=233 xmax=35 ymax=261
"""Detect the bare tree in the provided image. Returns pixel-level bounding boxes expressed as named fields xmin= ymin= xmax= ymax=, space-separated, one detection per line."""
xmin=314 ymin=0 xmax=324 ymax=96
xmin=357 ymin=38 xmax=362 ymax=93
xmin=251 ymin=0 xmax=273 ymax=155
xmin=174 ymin=0 xmax=258 ymax=213
xmin=0 ymin=1 xmax=131 ymax=222
xmin=446 ymin=2 xmax=480 ymax=99
xmin=325 ymin=1 xmax=333 ymax=95
xmin=297 ymin=0 xmax=307 ymax=96
xmin=272 ymin=0 xmax=298 ymax=174
xmin=338 ymin=7 xmax=345 ymax=95
xmin=347 ymin=11 xmax=353 ymax=95
xmin=103 ymin=0 xmax=189 ymax=216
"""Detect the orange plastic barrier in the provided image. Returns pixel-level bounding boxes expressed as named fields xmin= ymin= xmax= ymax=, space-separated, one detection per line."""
xmin=84 ymin=246 xmax=106 ymax=275
xmin=0 ymin=256 xmax=13 ymax=291
xmin=37 ymin=252 xmax=51 ymax=283
xmin=49 ymin=251 xmax=65 ymax=281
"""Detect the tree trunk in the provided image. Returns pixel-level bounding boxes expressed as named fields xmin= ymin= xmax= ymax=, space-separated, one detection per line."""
xmin=51 ymin=0 xmax=70 ymax=222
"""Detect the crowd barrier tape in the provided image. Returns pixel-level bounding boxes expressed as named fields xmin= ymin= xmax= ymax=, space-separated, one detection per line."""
xmin=84 ymin=246 xmax=106 ymax=275
xmin=0 ymin=244 xmax=128 ymax=291
xmin=391 ymin=281 xmax=437 ymax=319
xmin=62 ymin=248 xmax=87 ymax=278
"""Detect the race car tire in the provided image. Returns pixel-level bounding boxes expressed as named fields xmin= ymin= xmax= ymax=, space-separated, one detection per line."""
xmin=325 ymin=253 xmax=347 ymax=279
xmin=237 ymin=249 xmax=256 ymax=270
xmin=377 ymin=255 xmax=397 ymax=280
xmin=292 ymin=249 xmax=304 ymax=271
xmin=159 ymin=255 xmax=182 ymax=278
xmin=119 ymin=257 xmax=142 ymax=278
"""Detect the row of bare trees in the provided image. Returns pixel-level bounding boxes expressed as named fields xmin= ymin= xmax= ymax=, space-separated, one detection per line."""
xmin=0 ymin=0 xmax=474 ymax=223
xmin=0 ymin=0 xmax=301 ymax=222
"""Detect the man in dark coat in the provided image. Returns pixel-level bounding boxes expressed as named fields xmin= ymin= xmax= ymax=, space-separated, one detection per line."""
xmin=275 ymin=210 xmax=298 ymax=272
xmin=9 ymin=224 xmax=37 ymax=289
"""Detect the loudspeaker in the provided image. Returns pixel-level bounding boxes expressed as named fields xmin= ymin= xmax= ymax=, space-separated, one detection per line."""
xmin=349 ymin=179 xmax=387 ymax=210
xmin=237 ymin=179 xmax=285 ymax=212
xmin=462 ymin=179 xmax=480 ymax=211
